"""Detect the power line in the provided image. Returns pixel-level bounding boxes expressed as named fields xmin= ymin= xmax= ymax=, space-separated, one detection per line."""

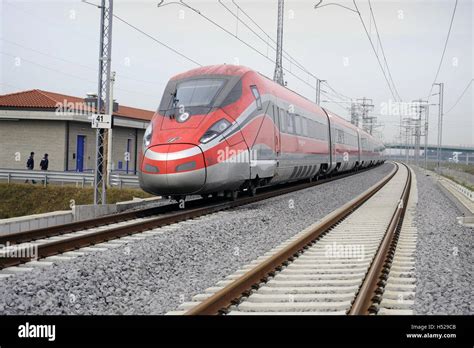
xmin=320 ymin=88 xmax=352 ymax=106
xmin=0 ymin=51 xmax=159 ymax=98
xmin=113 ymin=14 xmax=203 ymax=67
xmin=444 ymin=78 xmax=473 ymax=114
xmin=231 ymin=0 xmax=355 ymax=102
xmin=221 ymin=0 xmax=306 ymax=83
xmin=230 ymin=0 xmax=317 ymax=80
xmin=170 ymin=1 xmax=319 ymax=91
xmin=322 ymin=81 xmax=352 ymax=101
xmin=352 ymin=0 xmax=399 ymax=102
xmin=1 ymin=51 xmax=97 ymax=85
xmin=1 ymin=37 xmax=164 ymax=86
xmin=367 ymin=0 xmax=401 ymax=101
xmin=4 ymin=4 xmax=168 ymax=89
xmin=320 ymin=91 xmax=351 ymax=112
xmin=83 ymin=0 xmax=202 ymax=67
xmin=426 ymin=0 xmax=458 ymax=99
xmin=0 ymin=38 xmax=97 ymax=72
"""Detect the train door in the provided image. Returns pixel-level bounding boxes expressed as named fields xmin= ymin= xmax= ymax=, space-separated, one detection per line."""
xmin=356 ymin=130 xmax=362 ymax=166
xmin=76 ymin=135 xmax=85 ymax=172
xmin=326 ymin=115 xmax=334 ymax=170
xmin=272 ymin=104 xmax=281 ymax=162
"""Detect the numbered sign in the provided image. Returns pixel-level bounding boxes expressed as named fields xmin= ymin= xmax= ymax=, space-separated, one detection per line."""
xmin=91 ymin=114 xmax=112 ymax=129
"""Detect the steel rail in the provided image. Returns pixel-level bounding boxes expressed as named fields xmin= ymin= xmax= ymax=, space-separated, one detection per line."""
xmin=0 ymin=165 xmax=380 ymax=247
xmin=349 ymin=163 xmax=412 ymax=314
xmin=0 ymin=165 xmax=385 ymax=270
xmin=185 ymin=163 xmax=399 ymax=315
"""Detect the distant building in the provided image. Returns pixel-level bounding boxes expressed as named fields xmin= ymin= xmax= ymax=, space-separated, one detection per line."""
xmin=0 ymin=89 xmax=154 ymax=173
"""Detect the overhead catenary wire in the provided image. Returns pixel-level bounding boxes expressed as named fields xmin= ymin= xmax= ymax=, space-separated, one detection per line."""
xmin=91 ymin=1 xmax=352 ymax=104
xmin=113 ymin=14 xmax=203 ymax=67
xmin=0 ymin=38 xmax=162 ymax=86
xmin=426 ymin=0 xmax=458 ymax=100
xmin=171 ymin=0 xmax=320 ymax=91
xmin=230 ymin=0 xmax=355 ymax=102
xmin=367 ymin=0 xmax=401 ymax=101
xmin=444 ymin=78 xmax=473 ymax=115
xmin=229 ymin=0 xmax=317 ymax=80
xmin=352 ymin=0 xmax=399 ymax=102
xmin=322 ymin=81 xmax=352 ymax=101
xmin=0 ymin=51 xmax=159 ymax=99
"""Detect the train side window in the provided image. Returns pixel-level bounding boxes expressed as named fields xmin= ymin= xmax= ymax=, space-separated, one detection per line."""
xmin=317 ymin=121 xmax=327 ymax=140
xmin=308 ymin=120 xmax=315 ymax=138
xmin=336 ymin=129 xmax=343 ymax=144
xmin=279 ymin=108 xmax=287 ymax=133
xmin=250 ymin=85 xmax=262 ymax=110
xmin=287 ymin=111 xmax=295 ymax=134
xmin=361 ymin=138 xmax=368 ymax=150
xmin=294 ymin=114 xmax=302 ymax=135
xmin=303 ymin=118 xmax=309 ymax=137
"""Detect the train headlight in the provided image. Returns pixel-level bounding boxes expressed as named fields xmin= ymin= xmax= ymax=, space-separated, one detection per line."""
xmin=144 ymin=122 xmax=153 ymax=147
xmin=177 ymin=112 xmax=190 ymax=123
xmin=199 ymin=119 xmax=232 ymax=144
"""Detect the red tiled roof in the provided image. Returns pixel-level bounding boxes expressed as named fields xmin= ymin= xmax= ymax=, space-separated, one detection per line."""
xmin=0 ymin=89 xmax=155 ymax=121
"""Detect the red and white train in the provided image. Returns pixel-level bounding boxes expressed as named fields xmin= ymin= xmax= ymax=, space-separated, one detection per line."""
xmin=139 ymin=65 xmax=385 ymax=199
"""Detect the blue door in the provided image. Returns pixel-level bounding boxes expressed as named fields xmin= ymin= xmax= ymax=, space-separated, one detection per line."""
xmin=76 ymin=135 xmax=85 ymax=172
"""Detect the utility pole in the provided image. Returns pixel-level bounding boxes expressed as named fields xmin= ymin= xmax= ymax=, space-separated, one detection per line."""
xmin=404 ymin=119 xmax=410 ymax=163
xmin=401 ymin=117 xmax=415 ymax=164
xmin=424 ymin=104 xmax=429 ymax=168
xmin=273 ymin=0 xmax=285 ymax=86
xmin=399 ymin=113 xmax=403 ymax=157
xmin=350 ymin=100 xmax=360 ymax=127
xmin=434 ymin=83 xmax=444 ymax=169
xmin=411 ymin=99 xmax=428 ymax=166
xmin=105 ymin=71 xmax=116 ymax=187
xmin=94 ymin=0 xmax=113 ymax=205
xmin=315 ymin=79 xmax=326 ymax=104
xmin=357 ymin=97 xmax=375 ymax=134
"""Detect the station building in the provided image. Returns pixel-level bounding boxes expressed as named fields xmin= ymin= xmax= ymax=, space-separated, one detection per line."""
xmin=0 ymin=89 xmax=154 ymax=173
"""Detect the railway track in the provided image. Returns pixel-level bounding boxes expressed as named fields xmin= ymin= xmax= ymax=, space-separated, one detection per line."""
xmin=0 ymin=164 xmax=383 ymax=271
xmin=170 ymin=162 xmax=415 ymax=315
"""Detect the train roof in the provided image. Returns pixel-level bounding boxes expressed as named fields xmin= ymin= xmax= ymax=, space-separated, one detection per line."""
xmin=170 ymin=64 xmax=252 ymax=81
xmin=171 ymin=64 xmax=382 ymax=144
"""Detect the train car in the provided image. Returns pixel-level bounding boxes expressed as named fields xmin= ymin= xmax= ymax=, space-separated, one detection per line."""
xmin=139 ymin=65 xmax=385 ymax=199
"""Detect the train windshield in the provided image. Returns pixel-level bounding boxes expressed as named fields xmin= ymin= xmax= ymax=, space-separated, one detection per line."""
xmin=173 ymin=78 xmax=225 ymax=108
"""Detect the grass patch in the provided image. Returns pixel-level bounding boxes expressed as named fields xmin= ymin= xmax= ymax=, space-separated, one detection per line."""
xmin=426 ymin=162 xmax=474 ymax=175
xmin=0 ymin=183 xmax=152 ymax=219
xmin=441 ymin=175 xmax=474 ymax=191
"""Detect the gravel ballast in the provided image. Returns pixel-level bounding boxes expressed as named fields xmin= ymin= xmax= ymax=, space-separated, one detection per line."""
xmin=0 ymin=164 xmax=394 ymax=315
xmin=413 ymin=168 xmax=473 ymax=315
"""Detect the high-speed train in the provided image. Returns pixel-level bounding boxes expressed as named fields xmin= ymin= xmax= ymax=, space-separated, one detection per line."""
xmin=139 ymin=65 xmax=385 ymax=199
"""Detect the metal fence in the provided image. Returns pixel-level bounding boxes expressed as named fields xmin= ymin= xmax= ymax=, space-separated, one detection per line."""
xmin=109 ymin=173 xmax=140 ymax=188
xmin=0 ymin=169 xmax=139 ymax=188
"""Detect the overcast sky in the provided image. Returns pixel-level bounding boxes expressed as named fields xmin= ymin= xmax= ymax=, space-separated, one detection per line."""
xmin=1 ymin=0 xmax=472 ymax=146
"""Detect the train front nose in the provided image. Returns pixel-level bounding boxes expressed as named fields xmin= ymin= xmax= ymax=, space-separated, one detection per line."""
xmin=139 ymin=143 xmax=206 ymax=195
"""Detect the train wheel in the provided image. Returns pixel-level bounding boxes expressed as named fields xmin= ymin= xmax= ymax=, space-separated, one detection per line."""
xmin=171 ymin=195 xmax=185 ymax=203
xmin=248 ymin=185 xmax=257 ymax=197
xmin=226 ymin=190 xmax=238 ymax=201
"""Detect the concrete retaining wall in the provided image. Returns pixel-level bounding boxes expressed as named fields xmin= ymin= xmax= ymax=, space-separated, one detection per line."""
xmin=0 ymin=211 xmax=73 ymax=235
xmin=0 ymin=196 xmax=161 ymax=236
